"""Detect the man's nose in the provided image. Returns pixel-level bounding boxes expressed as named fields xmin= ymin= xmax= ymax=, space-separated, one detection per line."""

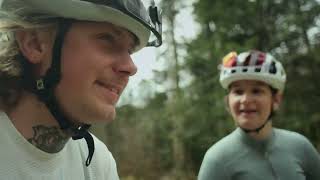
xmin=113 ymin=53 xmax=137 ymax=77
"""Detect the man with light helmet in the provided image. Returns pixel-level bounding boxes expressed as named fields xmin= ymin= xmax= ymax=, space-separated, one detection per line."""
xmin=0 ymin=0 xmax=162 ymax=179
xmin=198 ymin=50 xmax=320 ymax=180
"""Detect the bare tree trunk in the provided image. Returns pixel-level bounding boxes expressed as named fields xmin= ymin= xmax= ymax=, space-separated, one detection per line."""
xmin=162 ymin=0 xmax=185 ymax=179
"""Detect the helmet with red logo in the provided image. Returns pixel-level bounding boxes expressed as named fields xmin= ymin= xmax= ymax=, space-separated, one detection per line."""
xmin=219 ymin=50 xmax=286 ymax=92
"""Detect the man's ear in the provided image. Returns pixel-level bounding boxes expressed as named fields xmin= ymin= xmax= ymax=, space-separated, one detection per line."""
xmin=15 ymin=30 xmax=49 ymax=64
xmin=273 ymin=92 xmax=283 ymax=111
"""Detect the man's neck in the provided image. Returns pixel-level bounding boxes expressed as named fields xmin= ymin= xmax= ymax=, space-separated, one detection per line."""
xmin=27 ymin=124 xmax=70 ymax=153
xmin=6 ymin=92 xmax=71 ymax=153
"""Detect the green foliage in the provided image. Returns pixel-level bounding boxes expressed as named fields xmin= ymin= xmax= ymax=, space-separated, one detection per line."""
xmin=104 ymin=93 xmax=174 ymax=179
xmin=276 ymin=50 xmax=320 ymax=145
xmin=95 ymin=0 xmax=320 ymax=179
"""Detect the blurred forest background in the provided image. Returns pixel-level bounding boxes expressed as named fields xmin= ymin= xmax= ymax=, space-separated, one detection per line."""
xmin=92 ymin=0 xmax=320 ymax=179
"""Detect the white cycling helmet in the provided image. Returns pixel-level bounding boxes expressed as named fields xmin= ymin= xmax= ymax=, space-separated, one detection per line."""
xmin=219 ymin=50 xmax=286 ymax=92
xmin=1 ymin=0 xmax=162 ymax=51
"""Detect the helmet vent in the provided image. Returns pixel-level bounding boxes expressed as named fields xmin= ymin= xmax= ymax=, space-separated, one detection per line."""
xmin=255 ymin=68 xmax=261 ymax=72
xmin=220 ymin=50 xmax=286 ymax=91
xmin=269 ymin=62 xmax=277 ymax=74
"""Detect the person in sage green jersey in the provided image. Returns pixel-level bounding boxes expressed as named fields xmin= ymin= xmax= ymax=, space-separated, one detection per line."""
xmin=0 ymin=0 xmax=162 ymax=179
xmin=198 ymin=50 xmax=320 ymax=180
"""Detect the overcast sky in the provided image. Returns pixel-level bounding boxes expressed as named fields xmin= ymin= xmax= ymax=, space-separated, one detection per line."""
xmin=128 ymin=0 xmax=199 ymax=86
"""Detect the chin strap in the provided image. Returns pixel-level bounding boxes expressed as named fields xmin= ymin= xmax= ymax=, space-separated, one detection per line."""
xmin=38 ymin=87 xmax=95 ymax=166
xmin=240 ymin=103 xmax=276 ymax=134
xmin=71 ymin=125 xmax=95 ymax=166
xmin=19 ymin=19 xmax=95 ymax=166
xmin=241 ymin=118 xmax=271 ymax=134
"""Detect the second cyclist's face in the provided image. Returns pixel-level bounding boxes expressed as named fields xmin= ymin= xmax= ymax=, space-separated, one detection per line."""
xmin=227 ymin=80 xmax=281 ymax=130
xmin=55 ymin=21 xmax=138 ymax=124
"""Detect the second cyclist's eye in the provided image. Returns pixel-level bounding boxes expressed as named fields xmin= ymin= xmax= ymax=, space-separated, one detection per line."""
xmin=252 ymin=88 xmax=262 ymax=94
xmin=232 ymin=88 xmax=244 ymax=95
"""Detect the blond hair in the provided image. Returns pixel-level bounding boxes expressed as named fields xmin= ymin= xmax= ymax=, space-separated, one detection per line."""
xmin=0 ymin=10 xmax=58 ymax=109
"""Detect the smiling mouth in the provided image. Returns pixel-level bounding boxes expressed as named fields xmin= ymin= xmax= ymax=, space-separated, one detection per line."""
xmin=240 ymin=110 xmax=256 ymax=112
xmin=96 ymin=81 xmax=121 ymax=95
xmin=239 ymin=110 xmax=257 ymax=115
xmin=95 ymin=80 xmax=123 ymax=104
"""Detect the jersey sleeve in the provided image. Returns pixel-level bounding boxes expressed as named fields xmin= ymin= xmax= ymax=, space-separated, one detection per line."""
xmin=301 ymin=137 xmax=320 ymax=180
xmin=197 ymin=147 xmax=228 ymax=180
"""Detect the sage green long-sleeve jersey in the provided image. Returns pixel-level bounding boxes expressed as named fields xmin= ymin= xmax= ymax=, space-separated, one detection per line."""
xmin=198 ymin=128 xmax=320 ymax=180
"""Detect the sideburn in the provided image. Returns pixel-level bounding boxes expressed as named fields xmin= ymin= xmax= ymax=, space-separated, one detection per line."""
xmin=268 ymin=86 xmax=280 ymax=120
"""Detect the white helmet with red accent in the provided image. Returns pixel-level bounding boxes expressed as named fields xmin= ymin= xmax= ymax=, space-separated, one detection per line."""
xmin=219 ymin=50 xmax=286 ymax=92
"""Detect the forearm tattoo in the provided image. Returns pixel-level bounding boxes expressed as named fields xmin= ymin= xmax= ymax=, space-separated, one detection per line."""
xmin=27 ymin=125 xmax=70 ymax=153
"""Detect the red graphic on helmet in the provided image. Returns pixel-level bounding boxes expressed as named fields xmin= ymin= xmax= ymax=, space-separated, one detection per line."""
xmin=222 ymin=52 xmax=237 ymax=67
xmin=256 ymin=52 xmax=266 ymax=65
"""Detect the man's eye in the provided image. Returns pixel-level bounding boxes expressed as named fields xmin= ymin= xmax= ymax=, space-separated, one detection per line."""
xmin=128 ymin=42 xmax=137 ymax=55
xmin=128 ymin=48 xmax=133 ymax=55
xmin=99 ymin=34 xmax=116 ymax=44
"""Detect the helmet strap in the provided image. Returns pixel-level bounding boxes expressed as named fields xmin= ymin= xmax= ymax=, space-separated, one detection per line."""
xmin=19 ymin=18 xmax=95 ymax=166
xmin=240 ymin=105 xmax=274 ymax=134
xmin=240 ymin=118 xmax=271 ymax=133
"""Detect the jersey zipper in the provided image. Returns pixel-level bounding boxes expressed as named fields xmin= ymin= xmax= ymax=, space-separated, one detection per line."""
xmin=264 ymin=151 xmax=279 ymax=180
